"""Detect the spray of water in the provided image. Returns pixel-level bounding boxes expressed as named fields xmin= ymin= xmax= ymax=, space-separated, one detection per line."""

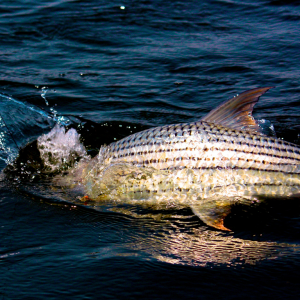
xmin=0 ymin=92 xmax=72 ymax=164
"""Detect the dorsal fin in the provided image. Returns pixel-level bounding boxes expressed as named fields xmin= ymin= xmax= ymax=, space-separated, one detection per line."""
xmin=201 ymin=87 xmax=273 ymax=134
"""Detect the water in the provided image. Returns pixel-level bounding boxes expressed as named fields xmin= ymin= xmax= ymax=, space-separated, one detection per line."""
xmin=1 ymin=0 xmax=300 ymax=299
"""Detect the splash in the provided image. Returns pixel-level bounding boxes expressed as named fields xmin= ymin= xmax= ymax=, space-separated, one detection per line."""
xmin=0 ymin=93 xmax=72 ymax=165
xmin=0 ymin=114 xmax=18 ymax=165
xmin=37 ymin=124 xmax=87 ymax=171
xmin=41 ymin=86 xmax=49 ymax=106
xmin=39 ymin=86 xmax=71 ymax=126
xmin=258 ymin=119 xmax=276 ymax=137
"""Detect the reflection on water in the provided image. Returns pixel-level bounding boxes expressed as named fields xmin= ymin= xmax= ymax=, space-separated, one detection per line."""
xmin=141 ymin=228 xmax=295 ymax=267
xmin=35 ymin=196 xmax=297 ymax=268
xmin=81 ymin=205 xmax=299 ymax=267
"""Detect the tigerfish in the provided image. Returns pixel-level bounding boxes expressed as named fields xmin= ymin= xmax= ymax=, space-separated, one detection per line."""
xmin=41 ymin=87 xmax=300 ymax=231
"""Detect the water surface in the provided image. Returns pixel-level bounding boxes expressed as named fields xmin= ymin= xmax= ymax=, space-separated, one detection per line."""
xmin=1 ymin=0 xmax=300 ymax=299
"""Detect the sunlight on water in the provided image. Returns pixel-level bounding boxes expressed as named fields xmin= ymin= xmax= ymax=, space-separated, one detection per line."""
xmin=145 ymin=227 xmax=299 ymax=267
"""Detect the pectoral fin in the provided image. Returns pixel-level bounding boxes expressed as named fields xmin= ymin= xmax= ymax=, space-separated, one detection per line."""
xmin=190 ymin=199 xmax=235 ymax=231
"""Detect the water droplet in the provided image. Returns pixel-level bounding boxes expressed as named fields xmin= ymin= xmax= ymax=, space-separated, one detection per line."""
xmin=41 ymin=87 xmax=49 ymax=106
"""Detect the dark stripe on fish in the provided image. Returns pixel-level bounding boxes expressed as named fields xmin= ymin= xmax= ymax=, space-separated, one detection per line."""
xmin=112 ymin=146 xmax=300 ymax=162
xmin=125 ymin=157 xmax=299 ymax=172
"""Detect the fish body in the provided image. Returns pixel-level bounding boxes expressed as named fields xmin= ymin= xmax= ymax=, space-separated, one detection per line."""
xmin=100 ymin=120 xmax=300 ymax=173
xmin=53 ymin=87 xmax=300 ymax=230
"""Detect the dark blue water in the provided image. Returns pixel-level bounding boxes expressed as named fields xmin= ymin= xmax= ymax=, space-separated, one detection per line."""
xmin=1 ymin=1 xmax=300 ymax=299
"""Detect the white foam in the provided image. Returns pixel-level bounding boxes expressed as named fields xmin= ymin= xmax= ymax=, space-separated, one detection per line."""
xmin=37 ymin=124 xmax=87 ymax=171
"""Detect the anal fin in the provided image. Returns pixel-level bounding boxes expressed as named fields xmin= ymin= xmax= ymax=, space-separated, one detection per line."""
xmin=190 ymin=198 xmax=235 ymax=231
